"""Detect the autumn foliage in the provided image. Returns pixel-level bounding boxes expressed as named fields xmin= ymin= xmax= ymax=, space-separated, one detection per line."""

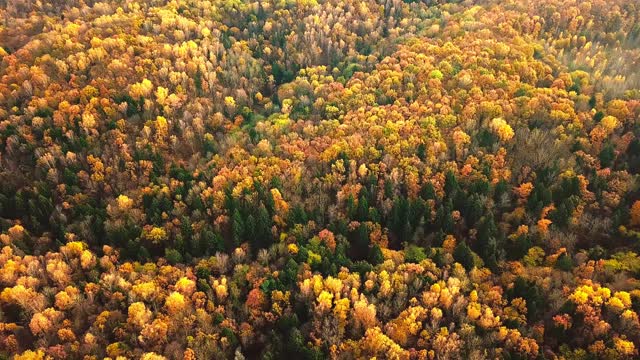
xmin=1 ymin=0 xmax=640 ymax=359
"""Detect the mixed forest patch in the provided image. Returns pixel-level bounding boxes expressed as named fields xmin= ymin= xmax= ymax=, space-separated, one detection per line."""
xmin=1 ymin=0 xmax=640 ymax=359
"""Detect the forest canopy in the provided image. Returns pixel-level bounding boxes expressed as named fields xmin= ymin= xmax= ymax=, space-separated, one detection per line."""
xmin=1 ymin=0 xmax=640 ymax=359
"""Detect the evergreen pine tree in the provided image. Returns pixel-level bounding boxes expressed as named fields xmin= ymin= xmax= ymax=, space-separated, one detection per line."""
xmin=232 ymin=209 xmax=244 ymax=248
xmin=357 ymin=195 xmax=369 ymax=221
xmin=368 ymin=244 xmax=384 ymax=265
xmin=454 ymin=241 xmax=475 ymax=271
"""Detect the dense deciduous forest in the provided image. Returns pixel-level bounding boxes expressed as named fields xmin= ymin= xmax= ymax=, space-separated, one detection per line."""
xmin=1 ymin=0 xmax=640 ymax=359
